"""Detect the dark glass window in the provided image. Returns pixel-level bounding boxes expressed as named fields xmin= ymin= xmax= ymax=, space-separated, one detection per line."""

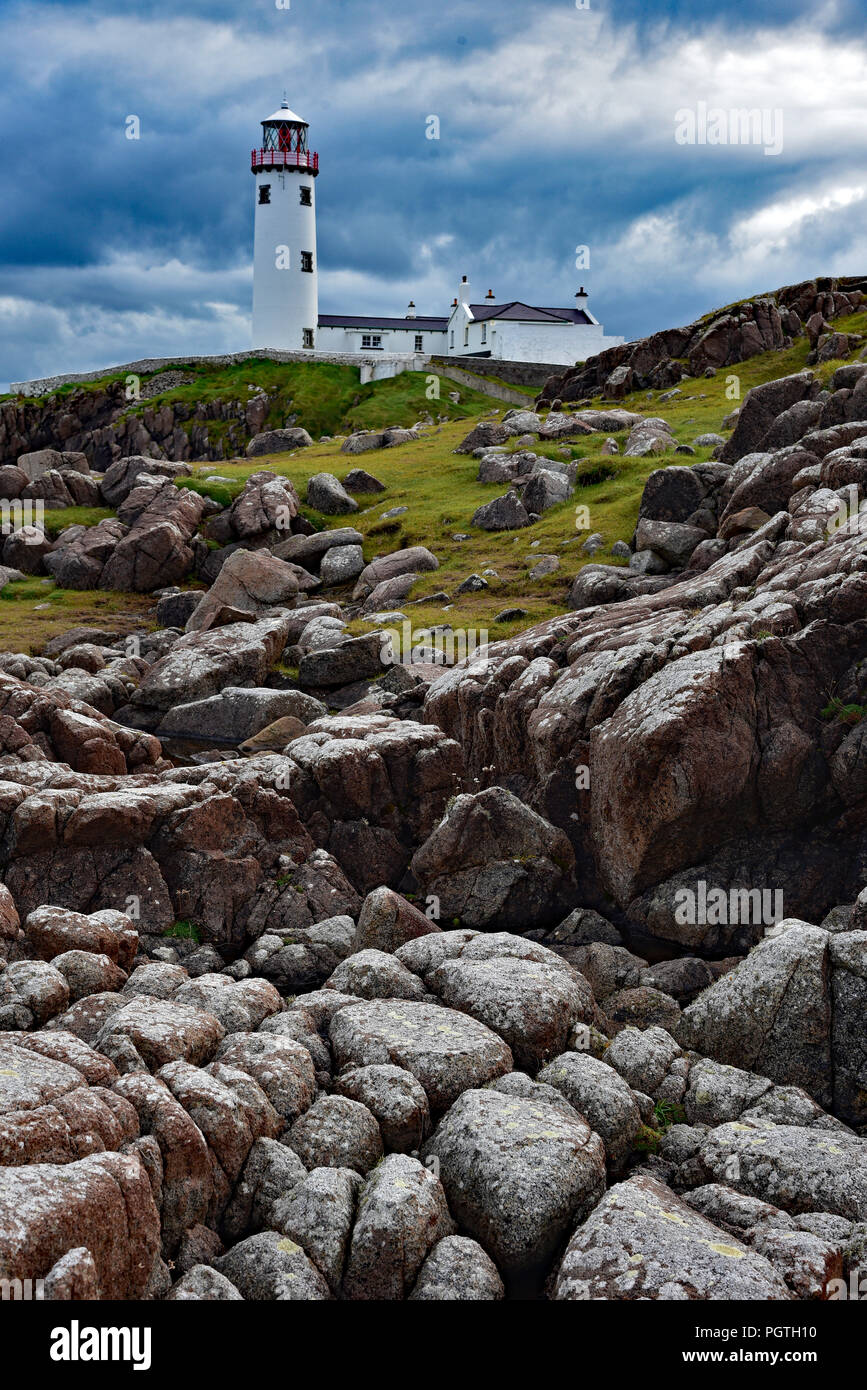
xmin=300 ymin=251 xmax=314 ymax=272
xmin=258 ymin=185 xmax=271 ymax=204
xmin=300 ymin=186 xmax=312 ymax=206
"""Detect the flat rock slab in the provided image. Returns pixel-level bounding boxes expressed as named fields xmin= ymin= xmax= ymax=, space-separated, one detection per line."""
xmin=554 ymin=1174 xmax=792 ymax=1300
xmin=329 ymin=1000 xmax=512 ymax=1112
xmin=697 ymin=1121 xmax=867 ymax=1222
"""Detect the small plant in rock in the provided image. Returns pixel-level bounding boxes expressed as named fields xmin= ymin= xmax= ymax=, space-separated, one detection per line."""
xmin=821 ymin=697 xmax=866 ymax=726
xmin=163 ymin=920 xmax=201 ymax=943
xmin=652 ymin=1099 xmax=687 ymax=1132
xmin=632 ymin=1123 xmax=663 ymax=1154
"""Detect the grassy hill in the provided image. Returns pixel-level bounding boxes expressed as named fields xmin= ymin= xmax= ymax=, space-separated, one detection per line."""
xmin=3 ymin=305 xmax=866 ymax=654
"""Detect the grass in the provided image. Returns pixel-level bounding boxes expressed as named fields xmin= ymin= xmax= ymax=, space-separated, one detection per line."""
xmin=122 ymin=361 xmax=496 ymax=441
xmin=165 ymin=418 xmax=658 ymax=637
xmin=0 ymin=576 xmax=154 ymax=654
xmin=632 ymin=1101 xmax=688 ymax=1154
xmin=41 ymin=506 xmax=114 ymax=538
xmin=162 ymin=920 xmax=202 ymax=942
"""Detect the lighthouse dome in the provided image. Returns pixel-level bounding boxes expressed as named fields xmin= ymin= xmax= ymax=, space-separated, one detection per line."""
xmin=263 ymin=104 xmax=307 ymax=126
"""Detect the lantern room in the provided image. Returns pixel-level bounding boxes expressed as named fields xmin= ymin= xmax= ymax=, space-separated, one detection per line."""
xmin=251 ymin=100 xmax=319 ymax=174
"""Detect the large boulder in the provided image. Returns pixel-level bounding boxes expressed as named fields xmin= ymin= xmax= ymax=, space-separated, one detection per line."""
xmin=0 ymin=1151 xmax=161 ymax=1299
xmin=185 ymin=548 xmax=299 ymax=632
xmin=306 ymin=473 xmax=359 ymax=516
xmin=694 ymin=1121 xmax=867 ymax=1222
xmin=353 ymin=547 xmax=439 ymax=601
xmin=342 ymin=1154 xmax=455 ymax=1300
xmin=423 ymin=934 xmax=595 ymax=1070
xmin=720 ymin=372 xmax=818 ymax=463
xmin=677 ymin=924 xmax=833 ymax=1110
xmin=99 ymin=484 xmax=207 ymax=593
xmin=130 ymin=613 xmax=291 ymax=714
xmin=100 ymin=457 xmax=192 ymax=508
xmin=245 ymin=428 xmax=313 ymax=456
xmin=471 ymin=491 xmax=530 ymax=531
xmin=410 ymin=787 xmax=577 ymax=931
xmin=329 ymin=1000 xmax=513 ymax=1112
xmin=554 ymin=1174 xmax=791 ymax=1300
xmin=155 ymin=687 xmax=324 ymax=743
xmin=424 ymin=1087 xmax=605 ymax=1295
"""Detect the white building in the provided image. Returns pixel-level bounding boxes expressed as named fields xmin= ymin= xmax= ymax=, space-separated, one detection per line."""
xmin=252 ymin=103 xmax=623 ymax=366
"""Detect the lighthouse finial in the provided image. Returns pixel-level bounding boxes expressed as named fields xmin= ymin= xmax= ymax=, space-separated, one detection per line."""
xmin=281 ymin=89 xmax=289 ymax=108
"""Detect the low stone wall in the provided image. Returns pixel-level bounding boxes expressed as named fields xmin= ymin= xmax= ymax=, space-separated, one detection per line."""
xmin=430 ymin=357 xmax=567 ymax=389
xmin=428 ymin=363 xmax=531 ymax=408
xmin=11 ymin=348 xmax=431 ymax=399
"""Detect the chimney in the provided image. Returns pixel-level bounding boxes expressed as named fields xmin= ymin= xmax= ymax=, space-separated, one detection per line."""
xmin=459 ymin=274 xmax=471 ymax=305
xmin=406 ymin=300 xmax=417 ymax=319
xmin=575 ymin=286 xmax=589 ymax=316
xmin=485 ymin=288 xmax=496 ymax=301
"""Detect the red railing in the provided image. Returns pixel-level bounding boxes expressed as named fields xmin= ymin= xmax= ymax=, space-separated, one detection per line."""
xmin=251 ymin=149 xmax=319 ymax=172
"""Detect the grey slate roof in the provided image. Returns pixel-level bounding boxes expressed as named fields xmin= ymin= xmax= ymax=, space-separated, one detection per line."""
xmin=318 ymin=314 xmax=448 ymax=331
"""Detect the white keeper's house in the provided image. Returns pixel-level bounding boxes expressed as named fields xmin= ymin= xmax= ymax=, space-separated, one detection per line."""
xmin=251 ymin=100 xmax=624 ymax=367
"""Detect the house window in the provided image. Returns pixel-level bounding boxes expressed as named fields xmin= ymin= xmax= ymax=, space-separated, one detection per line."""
xmin=414 ymin=334 xmax=423 ymax=352
xmin=361 ymin=334 xmax=383 ymax=349
xmin=449 ymin=331 xmax=454 ymax=348
xmin=463 ymin=324 xmax=469 ymax=346
xmin=258 ymin=185 xmax=271 ymax=204
xmin=300 ymin=251 xmax=314 ymax=272
xmin=481 ymin=323 xmax=487 ymax=343
xmin=300 ymin=186 xmax=312 ymax=206
xmin=303 ymin=328 xmax=314 ymax=349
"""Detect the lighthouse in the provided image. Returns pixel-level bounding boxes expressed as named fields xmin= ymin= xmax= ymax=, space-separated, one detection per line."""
xmin=251 ymin=100 xmax=320 ymax=351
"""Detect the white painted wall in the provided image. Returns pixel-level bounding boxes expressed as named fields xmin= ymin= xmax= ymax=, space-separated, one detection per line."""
xmin=317 ymin=325 xmax=447 ymax=355
xmin=444 ymin=304 xmax=623 ymax=364
xmin=252 ymin=167 xmax=319 ymax=350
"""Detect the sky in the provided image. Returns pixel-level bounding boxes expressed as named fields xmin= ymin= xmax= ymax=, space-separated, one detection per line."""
xmin=0 ymin=0 xmax=866 ymax=389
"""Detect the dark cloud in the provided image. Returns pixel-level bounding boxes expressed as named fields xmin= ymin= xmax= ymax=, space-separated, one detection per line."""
xmin=0 ymin=0 xmax=864 ymax=387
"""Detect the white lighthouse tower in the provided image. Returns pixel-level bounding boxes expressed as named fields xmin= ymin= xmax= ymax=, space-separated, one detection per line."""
xmin=251 ymin=100 xmax=320 ymax=351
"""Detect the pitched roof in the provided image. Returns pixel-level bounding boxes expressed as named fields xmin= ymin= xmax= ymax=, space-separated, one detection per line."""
xmin=467 ymin=302 xmax=593 ymax=325
xmin=318 ymin=314 xmax=448 ymax=331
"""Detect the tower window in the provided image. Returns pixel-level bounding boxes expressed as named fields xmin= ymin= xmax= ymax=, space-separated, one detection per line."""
xmin=258 ymin=185 xmax=271 ymax=204
xmin=414 ymin=334 xmax=423 ymax=352
xmin=300 ymin=186 xmax=312 ymax=206
xmin=301 ymin=251 xmax=314 ymax=272
xmin=303 ymin=328 xmax=314 ymax=348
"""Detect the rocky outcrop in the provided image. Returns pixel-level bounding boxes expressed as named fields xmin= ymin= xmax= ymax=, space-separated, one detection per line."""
xmin=423 ymin=496 xmax=867 ymax=949
xmin=537 ymin=277 xmax=865 ymax=407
